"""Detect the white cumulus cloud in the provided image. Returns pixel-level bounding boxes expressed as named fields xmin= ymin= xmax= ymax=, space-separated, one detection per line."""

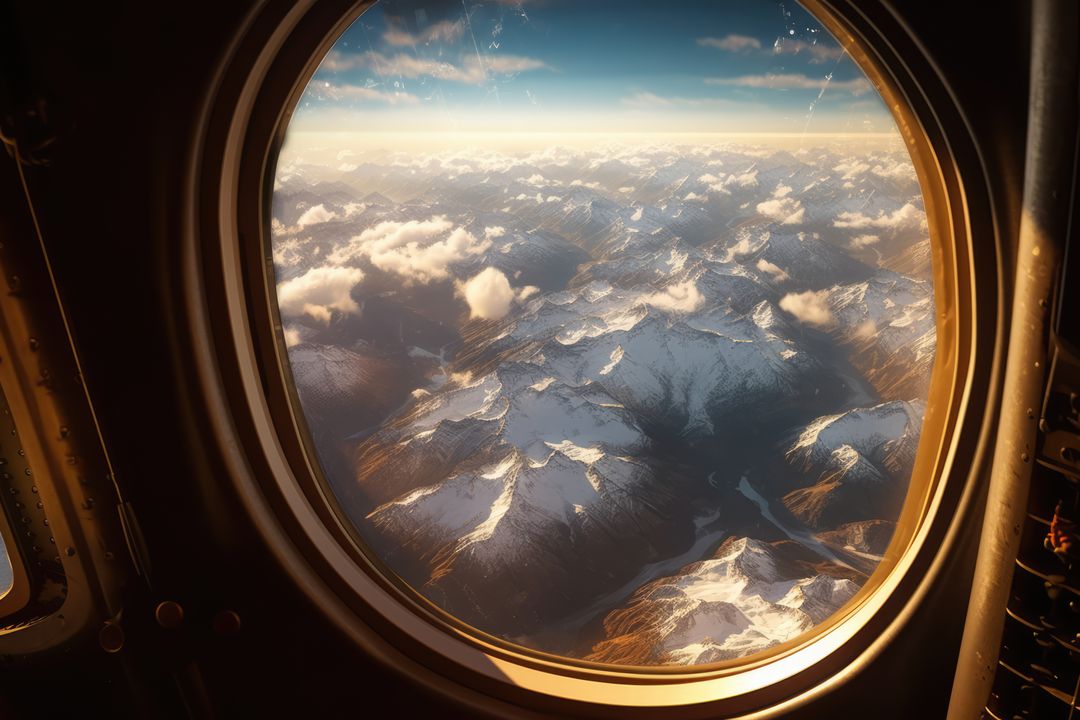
xmin=328 ymin=216 xmax=491 ymax=284
xmin=458 ymin=267 xmax=535 ymax=320
xmin=704 ymin=169 xmax=759 ymax=194
xmin=833 ymin=202 xmax=926 ymax=231
xmin=297 ymin=204 xmax=338 ymax=228
xmin=756 ymin=258 xmax=790 ymax=283
xmin=644 ymin=281 xmax=705 ymax=313
xmin=277 ymin=266 xmax=365 ymax=324
xmin=779 ymin=290 xmax=834 ymax=327
xmin=756 ymin=196 xmax=805 ymax=224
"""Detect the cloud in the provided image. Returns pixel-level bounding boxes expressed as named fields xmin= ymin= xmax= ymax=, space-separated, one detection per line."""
xmin=850 ymin=234 xmax=880 ymax=249
xmin=834 ymin=158 xmax=870 ymax=179
xmin=779 ymin=290 xmax=834 ymax=327
xmin=704 ymin=169 xmax=759 ymax=194
xmin=620 ymin=91 xmax=757 ymax=110
xmin=485 ymin=55 xmax=548 ymax=75
xmin=773 ymin=38 xmax=845 ymax=63
xmin=621 ymin=91 xmax=672 ymax=108
xmin=458 ymin=267 xmax=535 ymax=320
xmin=756 ymin=258 xmax=790 ymax=283
xmin=322 ymin=51 xmax=547 ymax=85
xmin=282 ymin=326 xmax=303 ymax=347
xmin=870 ymin=159 xmax=918 ymax=183
xmin=853 ymin=319 xmax=878 ymax=339
xmin=697 ymin=34 xmax=762 ymax=52
xmin=726 ymin=236 xmax=758 ymax=260
xmin=706 ymin=73 xmax=872 ymax=95
xmin=277 ymin=266 xmax=365 ymax=324
xmin=484 ymin=226 xmax=507 ymax=239
xmin=329 ymin=216 xmax=491 ymax=284
xmin=383 ymin=19 xmax=465 ymax=47
xmin=699 ymin=34 xmax=842 ymax=63
xmin=305 ymin=82 xmax=419 ymax=105
xmin=756 ymin=196 xmax=805 ymax=224
xmin=643 ymin=281 xmax=705 ymax=313
xmin=833 ymin=202 xmax=927 ymax=231
xmin=297 ymin=204 xmax=338 ymax=227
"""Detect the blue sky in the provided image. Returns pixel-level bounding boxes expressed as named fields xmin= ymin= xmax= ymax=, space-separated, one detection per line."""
xmin=291 ymin=0 xmax=895 ymax=134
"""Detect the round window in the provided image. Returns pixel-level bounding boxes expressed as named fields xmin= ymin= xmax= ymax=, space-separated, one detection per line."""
xmin=268 ymin=0 xmax=941 ymax=670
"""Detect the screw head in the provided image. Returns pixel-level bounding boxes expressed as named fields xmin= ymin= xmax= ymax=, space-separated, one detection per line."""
xmin=154 ymin=601 xmax=184 ymax=630
xmin=99 ymin=622 xmax=124 ymax=653
xmin=212 ymin=610 xmax=242 ymax=636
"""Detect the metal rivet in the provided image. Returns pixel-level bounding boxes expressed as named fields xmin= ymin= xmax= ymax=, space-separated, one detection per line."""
xmin=99 ymin=623 xmax=124 ymax=653
xmin=212 ymin=610 xmax=242 ymax=636
xmin=155 ymin=601 xmax=184 ymax=630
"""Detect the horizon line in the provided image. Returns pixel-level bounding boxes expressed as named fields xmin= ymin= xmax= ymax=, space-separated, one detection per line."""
xmin=286 ymin=130 xmax=901 ymax=137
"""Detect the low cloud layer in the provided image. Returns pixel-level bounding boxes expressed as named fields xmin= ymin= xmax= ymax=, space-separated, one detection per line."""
xmin=277 ymin=266 xmax=365 ymax=324
xmin=322 ymin=50 xmax=546 ymax=85
xmin=305 ymin=83 xmax=419 ymax=105
xmin=699 ymin=34 xmax=844 ymax=64
xmin=383 ymin=19 xmax=465 ymax=47
xmin=697 ymin=34 xmax=761 ymax=52
xmin=706 ymin=73 xmax=872 ymax=96
xmin=779 ymin=290 xmax=834 ymax=327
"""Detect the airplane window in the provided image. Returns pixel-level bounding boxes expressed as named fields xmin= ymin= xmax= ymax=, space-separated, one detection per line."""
xmin=269 ymin=0 xmax=936 ymax=667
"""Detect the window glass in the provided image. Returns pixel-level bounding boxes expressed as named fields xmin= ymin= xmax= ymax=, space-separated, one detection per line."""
xmin=0 ymin=537 xmax=11 ymax=599
xmin=271 ymin=0 xmax=935 ymax=666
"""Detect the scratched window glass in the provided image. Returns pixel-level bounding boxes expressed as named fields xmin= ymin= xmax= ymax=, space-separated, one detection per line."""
xmin=270 ymin=0 xmax=936 ymax=665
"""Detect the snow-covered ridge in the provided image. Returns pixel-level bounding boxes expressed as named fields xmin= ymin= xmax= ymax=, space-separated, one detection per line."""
xmin=782 ymin=401 xmax=925 ymax=529
xmin=270 ymin=140 xmax=935 ymax=662
xmin=787 ymin=400 xmax=926 ymax=473
xmin=587 ymin=537 xmax=859 ymax=665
